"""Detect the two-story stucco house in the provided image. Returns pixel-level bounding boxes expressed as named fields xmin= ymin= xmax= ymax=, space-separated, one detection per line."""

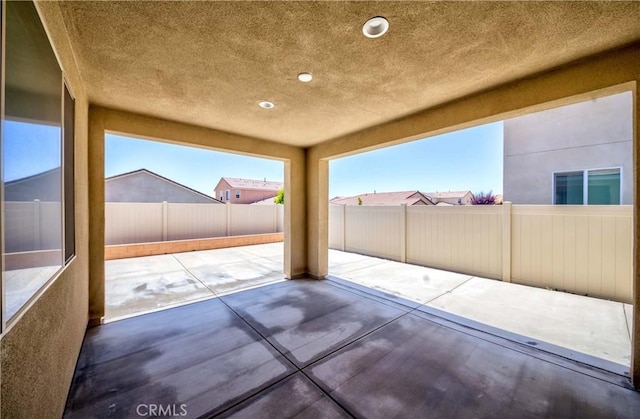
xmin=214 ymin=177 xmax=283 ymax=204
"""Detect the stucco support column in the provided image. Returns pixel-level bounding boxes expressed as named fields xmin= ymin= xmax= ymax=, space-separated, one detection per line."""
xmin=632 ymin=84 xmax=640 ymax=387
xmin=87 ymin=106 xmax=105 ymax=326
xmin=283 ymin=151 xmax=307 ymax=278
xmin=305 ymin=148 xmax=329 ymax=279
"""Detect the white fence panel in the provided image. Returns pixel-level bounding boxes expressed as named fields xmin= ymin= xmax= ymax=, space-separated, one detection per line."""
xmin=407 ymin=206 xmax=502 ymax=279
xmin=167 ymin=203 xmax=226 ymax=241
xmin=4 ymin=202 xmax=36 ymax=252
xmin=328 ymin=204 xmax=632 ymax=303
xmin=105 ymin=203 xmax=163 ymax=245
xmin=277 ymin=205 xmax=284 ymax=233
xmin=4 ymin=201 xmax=62 ymax=252
xmin=105 ymin=203 xmax=282 ymax=245
xmin=328 ymin=205 xmax=345 ymax=250
xmin=40 ymin=202 xmax=63 ymax=250
xmin=511 ymin=205 xmax=632 ymax=303
xmin=345 ymin=206 xmax=403 ymax=261
xmin=229 ymin=205 xmax=278 ymax=236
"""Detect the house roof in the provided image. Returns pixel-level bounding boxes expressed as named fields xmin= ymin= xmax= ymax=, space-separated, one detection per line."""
xmin=219 ymin=177 xmax=283 ymax=192
xmin=425 ymin=191 xmax=472 ymax=199
xmin=4 ymin=167 xmax=62 ymax=202
xmin=330 ymin=191 xmax=433 ymax=206
xmin=5 ymin=167 xmax=60 ymax=186
xmin=106 ymin=169 xmax=221 ymax=203
xmin=56 ymin=2 xmax=640 ymax=147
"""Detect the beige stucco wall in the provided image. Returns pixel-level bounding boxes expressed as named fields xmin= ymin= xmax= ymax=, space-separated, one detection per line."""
xmin=504 ymin=91 xmax=633 ymax=204
xmin=306 ymin=149 xmax=328 ymax=278
xmin=239 ymin=189 xmax=277 ymax=204
xmin=1 ymin=2 xmax=90 ymax=417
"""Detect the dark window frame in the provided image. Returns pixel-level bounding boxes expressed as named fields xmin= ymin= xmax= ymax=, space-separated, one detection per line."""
xmin=63 ymin=80 xmax=75 ymax=263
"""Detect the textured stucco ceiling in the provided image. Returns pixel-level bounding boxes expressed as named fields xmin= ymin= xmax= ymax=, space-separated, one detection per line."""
xmin=57 ymin=1 xmax=640 ymax=147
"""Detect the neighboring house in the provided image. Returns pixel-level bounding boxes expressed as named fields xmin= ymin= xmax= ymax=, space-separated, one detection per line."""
xmin=503 ymin=91 xmax=633 ymax=205
xmin=425 ymin=191 xmax=473 ymax=205
xmin=251 ymin=197 xmax=278 ymax=205
xmin=214 ymin=177 xmax=283 ymax=204
xmin=106 ymin=169 xmax=220 ymax=203
xmin=330 ymin=191 xmax=434 ymax=206
xmin=4 ymin=167 xmax=61 ymax=202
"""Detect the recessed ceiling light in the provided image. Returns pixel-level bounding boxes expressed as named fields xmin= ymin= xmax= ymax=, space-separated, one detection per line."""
xmin=362 ymin=16 xmax=389 ymax=38
xmin=297 ymin=72 xmax=313 ymax=82
xmin=259 ymin=101 xmax=275 ymax=109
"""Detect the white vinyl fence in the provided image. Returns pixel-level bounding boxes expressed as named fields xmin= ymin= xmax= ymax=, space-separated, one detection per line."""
xmin=105 ymin=202 xmax=284 ymax=245
xmin=4 ymin=201 xmax=62 ymax=253
xmin=329 ymin=203 xmax=633 ymax=303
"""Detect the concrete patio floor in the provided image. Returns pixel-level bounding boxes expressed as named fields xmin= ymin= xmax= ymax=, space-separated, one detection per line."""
xmin=105 ymin=243 xmax=632 ymax=372
xmin=105 ymin=243 xmax=285 ymax=319
xmin=68 ymin=279 xmax=639 ymax=418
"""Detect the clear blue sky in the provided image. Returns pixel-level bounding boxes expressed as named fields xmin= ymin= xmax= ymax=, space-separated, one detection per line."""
xmin=4 ymin=120 xmax=503 ymax=198
xmin=329 ymin=122 xmax=503 ymax=197
xmin=105 ymin=135 xmax=284 ymax=196
xmin=4 ymin=121 xmax=61 ymax=181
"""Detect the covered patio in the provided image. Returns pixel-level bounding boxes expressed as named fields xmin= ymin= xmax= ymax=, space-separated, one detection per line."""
xmin=105 ymin=244 xmax=632 ymax=373
xmin=66 ymin=276 xmax=639 ymax=418
xmin=2 ymin=2 xmax=640 ymax=418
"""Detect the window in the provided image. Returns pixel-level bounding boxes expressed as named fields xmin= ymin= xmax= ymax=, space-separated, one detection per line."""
xmin=587 ymin=169 xmax=621 ymax=204
xmin=225 ymin=190 xmax=230 ymax=201
xmin=554 ymin=171 xmax=584 ymax=205
xmin=554 ymin=168 xmax=621 ymax=205
xmin=1 ymin=0 xmax=75 ymax=325
xmin=235 ymin=190 xmax=241 ymax=199
xmin=64 ymin=83 xmax=75 ymax=262
xmin=220 ymin=194 xmax=223 ymax=201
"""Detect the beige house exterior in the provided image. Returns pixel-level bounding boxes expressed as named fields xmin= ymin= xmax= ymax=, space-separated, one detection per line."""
xmin=503 ymin=91 xmax=633 ymax=205
xmin=2 ymin=2 xmax=640 ymax=417
xmin=214 ymin=177 xmax=283 ymax=204
xmin=330 ymin=191 xmax=433 ymax=206
xmin=425 ymin=190 xmax=473 ymax=205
